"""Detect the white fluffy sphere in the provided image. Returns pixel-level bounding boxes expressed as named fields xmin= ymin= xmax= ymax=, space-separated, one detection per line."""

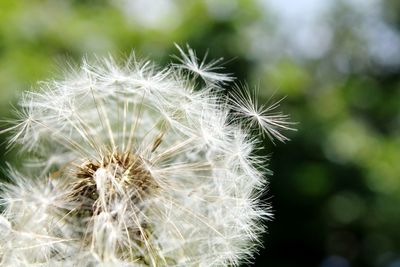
xmin=0 ymin=46 xmax=293 ymax=267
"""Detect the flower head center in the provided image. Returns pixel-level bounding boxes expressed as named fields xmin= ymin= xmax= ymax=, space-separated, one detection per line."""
xmin=71 ymin=151 xmax=156 ymax=215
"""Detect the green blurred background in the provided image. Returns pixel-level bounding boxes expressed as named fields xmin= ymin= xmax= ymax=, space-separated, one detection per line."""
xmin=0 ymin=1 xmax=399 ymax=266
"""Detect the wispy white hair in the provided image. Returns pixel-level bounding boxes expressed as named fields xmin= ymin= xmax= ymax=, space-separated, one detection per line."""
xmin=0 ymin=45 xmax=293 ymax=267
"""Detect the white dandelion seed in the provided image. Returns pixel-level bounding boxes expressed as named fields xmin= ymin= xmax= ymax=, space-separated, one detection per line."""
xmin=172 ymin=44 xmax=234 ymax=85
xmin=229 ymin=86 xmax=297 ymax=143
xmin=0 ymin=46 xmax=293 ymax=267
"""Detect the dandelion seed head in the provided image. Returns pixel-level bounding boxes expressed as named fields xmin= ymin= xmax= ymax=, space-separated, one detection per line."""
xmin=0 ymin=46 xmax=293 ymax=266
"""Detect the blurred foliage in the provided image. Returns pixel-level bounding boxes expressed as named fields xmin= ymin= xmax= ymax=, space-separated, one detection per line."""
xmin=0 ymin=0 xmax=399 ymax=267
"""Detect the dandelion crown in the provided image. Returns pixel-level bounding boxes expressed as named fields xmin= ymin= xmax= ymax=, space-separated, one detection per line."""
xmin=0 ymin=45 xmax=293 ymax=266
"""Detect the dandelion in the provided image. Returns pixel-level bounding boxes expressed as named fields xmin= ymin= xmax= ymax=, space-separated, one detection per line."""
xmin=0 ymin=46 xmax=293 ymax=266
